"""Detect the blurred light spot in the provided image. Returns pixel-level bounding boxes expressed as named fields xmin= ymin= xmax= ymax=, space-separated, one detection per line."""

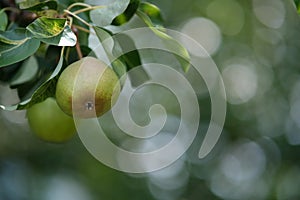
xmin=210 ymin=169 xmax=269 ymax=200
xmin=116 ymin=131 xmax=186 ymax=173
xmin=180 ymin=17 xmax=221 ymax=57
xmin=284 ymin=117 xmax=300 ymax=145
xmin=220 ymin=141 xmax=266 ymax=183
xmin=255 ymin=65 xmax=274 ymax=97
xmin=289 ymin=79 xmax=300 ymax=128
xmin=206 ymin=0 xmax=245 ymax=35
xmin=255 ymin=28 xmax=283 ymax=45
xmin=148 ymin=181 xmax=186 ymax=200
xmin=0 ymin=160 xmax=31 ymax=199
xmin=253 ymin=0 xmax=285 ymax=29
xmin=255 ymin=94 xmax=288 ymax=137
xmin=147 ymin=158 xmax=188 ymax=191
xmin=252 ymin=28 xmax=286 ymax=66
xmin=210 ymin=140 xmax=269 ymax=199
xmin=277 ymin=167 xmax=300 ymax=200
xmin=286 ymin=79 xmax=300 ymax=145
xmin=44 ymin=174 xmax=92 ymax=200
xmin=257 ymin=137 xmax=281 ymax=171
xmin=222 ymin=63 xmax=257 ymax=104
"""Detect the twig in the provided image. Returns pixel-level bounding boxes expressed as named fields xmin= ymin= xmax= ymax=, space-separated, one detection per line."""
xmin=72 ymin=24 xmax=92 ymax=34
xmin=75 ymin=41 xmax=83 ymax=59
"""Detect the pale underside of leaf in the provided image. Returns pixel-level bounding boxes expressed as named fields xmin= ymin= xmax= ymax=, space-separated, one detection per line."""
xmin=90 ymin=0 xmax=130 ymax=26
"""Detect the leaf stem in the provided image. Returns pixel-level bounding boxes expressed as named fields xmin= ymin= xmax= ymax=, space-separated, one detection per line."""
xmin=63 ymin=9 xmax=92 ymax=27
xmin=2 ymin=7 xmax=20 ymax=14
xmin=73 ymin=5 xmax=105 ymax=15
xmin=67 ymin=2 xmax=92 ymax=11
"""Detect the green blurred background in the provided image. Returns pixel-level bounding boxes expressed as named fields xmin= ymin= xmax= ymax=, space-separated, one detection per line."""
xmin=1 ymin=0 xmax=300 ymax=199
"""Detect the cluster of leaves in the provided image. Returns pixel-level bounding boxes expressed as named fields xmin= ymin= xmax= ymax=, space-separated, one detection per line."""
xmin=0 ymin=0 xmax=190 ymax=111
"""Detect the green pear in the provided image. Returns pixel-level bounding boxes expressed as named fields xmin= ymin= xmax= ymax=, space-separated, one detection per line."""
xmin=55 ymin=57 xmax=120 ymax=118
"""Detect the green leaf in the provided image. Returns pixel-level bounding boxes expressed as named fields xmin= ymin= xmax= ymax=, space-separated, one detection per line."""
xmin=93 ymin=26 xmax=148 ymax=87
xmin=10 ymin=56 xmax=39 ymax=87
xmin=90 ymin=0 xmax=130 ymax=26
xmin=24 ymin=0 xmax=57 ymax=11
xmin=17 ymin=0 xmax=54 ymax=10
xmin=40 ymin=25 xmax=77 ymax=46
xmin=138 ymin=2 xmax=163 ymax=26
xmin=36 ymin=9 xmax=58 ymax=18
xmin=295 ymin=0 xmax=300 ymax=13
xmin=114 ymin=33 xmax=142 ymax=70
xmin=136 ymin=10 xmax=190 ymax=73
xmin=26 ymin=17 xmax=67 ymax=39
xmin=112 ymin=0 xmax=140 ymax=26
xmin=0 ymin=29 xmax=40 ymax=67
xmin=0 ymin=10 xmax=8 ymax=31
xmin=0 ymin=48 xmax=65 ymax=111
xmin=93 ymin=26 xmax=127 ymax=79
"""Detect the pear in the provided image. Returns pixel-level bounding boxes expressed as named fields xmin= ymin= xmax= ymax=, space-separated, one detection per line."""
xmin=56 ymin=57 xmax=120 ymax=118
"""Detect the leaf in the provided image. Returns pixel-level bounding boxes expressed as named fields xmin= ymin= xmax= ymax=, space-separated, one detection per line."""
xmin=0 ymin=29 xmax=40 ymax=67
xmin=0 ymin=48 xmax=65 ymax=111
xmin=40 ymin=25 xmax=77 ymax=46
xmin=36 ymin=10 xmax=58 ymax=18
xmin=138 ymin=2 xmax=163 ymax=26
xmin=90 ymin=0 xmax=130 ymax=26
xmin=136 ymin=10 xmax=190 ymax=73
xmin=26 ymin=17 xmax=67 ymax=39
xmin=16 ymin=0 xmax=54 ymax=10
xmin=93 ymin=26 xmax=148 ymax=87
xmin=10 ymin=56 xmax=39 ymax=87
xmin=0 ymin=10 xmax=8 ymax=31
xmin=25 ymin=0 xmax=57 ymax=12
xmin=93 ymin=26 xmax=126 ymax=78
xmin=113 ymin=33 xmax=142 ymax=70
xmin=112 ymin=0 xmax=140 ymax=25
xmin=295 ymin=0 xmax=300 ymax=13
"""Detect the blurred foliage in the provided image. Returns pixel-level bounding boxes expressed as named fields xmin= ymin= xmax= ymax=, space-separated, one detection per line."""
xmin=1 ymin=0 xmax=300 ymax=200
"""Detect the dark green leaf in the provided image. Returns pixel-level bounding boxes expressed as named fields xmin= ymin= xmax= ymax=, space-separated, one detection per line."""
xmin=0 ymin=10 xmax=8 ymax=31
xmin=90 ymin=0 xmax=130 ymax=26
xmin=0 ymin=62 xmax=23 ymax=82
xmin=40 ymin=25 xmax=76 ymax=46
xmin=9 ymin=56 xmax=39 ymax=87
xmin=139 ymin=2 xmax=163 ymax=26
xmin=295 ymin=0 xmax=300 ymax=13
xmin=26 ymin=17 xmax=67 ymax=38
xmin=0 ymin=29 xmax=40 ymax=67
xmin=0 ymin=48 xmax=64 ymax=111
xmin=114 ymin=33 xmax=142 ymax=70
xmin=136 ymin=10 xmax=190 ymax=72
xmin=112 ymin=0 xmax=140 ymax=25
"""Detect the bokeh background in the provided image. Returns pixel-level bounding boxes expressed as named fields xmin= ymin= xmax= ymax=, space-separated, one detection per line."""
xmin=1 ymin=0 xmax=300 ymax=199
